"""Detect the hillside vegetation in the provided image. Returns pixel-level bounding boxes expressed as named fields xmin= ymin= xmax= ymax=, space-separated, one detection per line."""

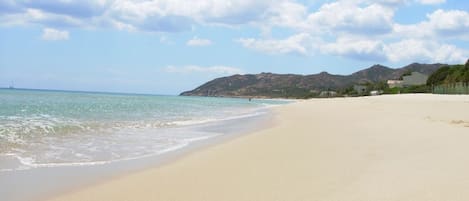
xmin=427 ymin=60 xmax=469 ymax=86
xmin=181 ymin=63 xmax=445 ymax=98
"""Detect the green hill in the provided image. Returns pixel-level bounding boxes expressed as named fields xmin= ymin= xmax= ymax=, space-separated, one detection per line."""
xmin=181 ymin=63 xmax=446 ymax=98
xmin=427 ymin=60 xmax=469 ymax=86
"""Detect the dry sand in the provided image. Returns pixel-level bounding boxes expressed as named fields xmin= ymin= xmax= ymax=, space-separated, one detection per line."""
xmin=48 ymin=94 xmax=469 ymax=201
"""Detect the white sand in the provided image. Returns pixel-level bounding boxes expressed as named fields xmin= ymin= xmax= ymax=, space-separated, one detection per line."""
xmin=48 ymin=94 xmax=469 ymax=201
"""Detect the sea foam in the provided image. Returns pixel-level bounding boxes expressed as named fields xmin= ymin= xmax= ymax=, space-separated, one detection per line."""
xmin=0 ymin=89 xmax=287 ymax=172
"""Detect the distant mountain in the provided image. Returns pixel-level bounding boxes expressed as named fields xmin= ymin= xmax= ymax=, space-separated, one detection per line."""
xmin=349 ymin=63 xmax=445 ymax=83
xmin=180 ymin=63 xmax=446 ymax=98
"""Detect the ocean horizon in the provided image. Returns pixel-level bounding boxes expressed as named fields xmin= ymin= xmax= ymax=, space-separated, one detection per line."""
xmin=0 ymin=87 xmax=178 ymax=97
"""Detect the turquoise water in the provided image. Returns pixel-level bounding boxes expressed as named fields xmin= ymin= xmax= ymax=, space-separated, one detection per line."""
xmin=0 ymin=89 xmax=286 ymax=171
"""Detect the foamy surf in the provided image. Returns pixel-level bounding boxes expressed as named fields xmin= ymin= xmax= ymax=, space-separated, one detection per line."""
xmin=0 ymin=89 xmax=288 ymax=172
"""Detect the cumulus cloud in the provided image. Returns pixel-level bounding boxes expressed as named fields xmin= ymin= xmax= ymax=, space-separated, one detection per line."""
xmin=262 ymin=1 xmax=308 ymax=30
xmin=394 ymin=9 xmax=469 ymax=40
xmin=0 ymin=0 xmax=468 ymax=64
xmin=237 ymin=33 xmax=314 ymax=55
xmin=319 ymin=37 xmax=468 ymax=63
xmin=233 ymin=1 xmax=468 ymax=64
xmin=0 ymin=8 xmax=85 ymax=28
xmin=320 ymin=38 xmax=387 ymax=61
xmin=416 ymin=0 xmax=446 ymax=5
xmin=186 ymin=37 xmax=213 ymax=46
xmin=239 ymin=32 xmax=467 ymax=64
xmin=373 ymin=0 xmax=408 ymax=7
xmin=384 ymin=39 xmax=468 ymax=63
xmin=41 ymin=28 xmax=69 ymax=40
xmin=426 ymin=9 xmax=469 ymax=37
xmin=23 ymin=0 xmax=111 ymax=18
xmin=306 ymin=1 xmax=395 ymax=35
xmin=140 ymin=15 xmax=193 ymax=32
xmin=164 ymin=65 xmax=244 ymax=75
xmin=0 ymin=0 xmax=453 ymax=35
xmin=0 ymin=0 xmax=279 ymax=32
xmin=105 ymin=0 xmax=276 ymax=32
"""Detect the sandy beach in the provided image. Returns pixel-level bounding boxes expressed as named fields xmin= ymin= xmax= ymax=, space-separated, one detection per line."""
xmin=47 ymin=94 xmax=469 ymax=201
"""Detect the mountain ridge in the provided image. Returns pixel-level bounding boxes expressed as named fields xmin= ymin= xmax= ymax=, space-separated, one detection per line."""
xmin=180 ymin=63 xmax=446 ymax=98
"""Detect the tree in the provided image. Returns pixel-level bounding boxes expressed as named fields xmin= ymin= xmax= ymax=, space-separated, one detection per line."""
xmin=427 ymin=62 xmax=469 ymax=85
xmin=427 ymin=66 xmax=450 ymax=86
xmin=399 ymin=70 xmax=412 ymax=80
xmin=463 ymin=70 xmax=469 ymax=84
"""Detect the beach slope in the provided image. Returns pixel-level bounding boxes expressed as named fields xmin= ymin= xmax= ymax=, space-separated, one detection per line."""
xmin=48 ymin=94 xmax=469 ymax=201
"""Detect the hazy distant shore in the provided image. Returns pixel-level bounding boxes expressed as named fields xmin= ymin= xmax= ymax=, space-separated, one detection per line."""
xmin=44 ymin=94 xmax=469 ymax=201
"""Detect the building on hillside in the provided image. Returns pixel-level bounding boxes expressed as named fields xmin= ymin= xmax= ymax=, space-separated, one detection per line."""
xmin=402 ymin=72 xmax=428 ymax=86
xmin=319 ymin=91 xmax=337 ymax=97
xmin=387 ymin=72 xmax=429 ymax=88
xmin=387 ymin=80 xmax=404 ymax=88
xmin=370 ymin=90 xmax=383 ymax=96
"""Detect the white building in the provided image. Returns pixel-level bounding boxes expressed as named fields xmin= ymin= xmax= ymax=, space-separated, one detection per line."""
xmin=402 ymin=72 xmax=428 ymax=86
xmin=387 ymin=72 xmax=429 ymax=88
xmin=387 ymin=80 xmax=404 ymax=88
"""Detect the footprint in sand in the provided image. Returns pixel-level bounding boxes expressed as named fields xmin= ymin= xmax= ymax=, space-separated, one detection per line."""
xmin=450 ymin=120 xmax=469 ymax=127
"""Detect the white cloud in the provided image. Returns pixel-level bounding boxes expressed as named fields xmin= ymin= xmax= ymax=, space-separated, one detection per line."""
xmin=237 ymin=33 xmax=314 ymax=55
xmin=306 ymin=1 xmax=395 ymax=35
xmin=41 ymin=28 xmax=69 ymax=40
xmin=394 ymin=9 xmax=469 ymax=40
xmin=384 ymin=39 xmax=468 ymax=63
xmin=106 ymin=0 xmax=276 ymax=31
xmin=164 ymin=65 xmax=244 ymax=75
xmin=319 ymin=37 xmax=467 ymax=63
xmin=320 ymin=37 xmax=387 ymax=61
xmin=0 ymin=8 xmax=84 ymax=27
xmin=186 ymin=37 xmax=213 ymax=46
xmin=416 ymin=0 xmax=446 ymax=5
xmin=262 ymin=1 xmax=308 ymax=30
xmin=1 ymin=0 xmax=468 ymax=65
xmin=0 ymin=0 xmax=462 ymax=36
xmin=23 ymin=0 xmax=112 ymax=18
xmin=239 ymin=33 xmax=467 ymax=64
xmin=234 ymin=1 xmax=468 ymax=64
xmin=0 ymin=0 xmax=280 ymax=32
xmin=427 ymin=9 xmax=469 ymax=37
xmin=375 ymin=0 xmax=409 ymax=6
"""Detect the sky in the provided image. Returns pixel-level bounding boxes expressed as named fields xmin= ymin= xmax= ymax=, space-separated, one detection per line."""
xmin=0 ymin=0 xmax=468 ymax=95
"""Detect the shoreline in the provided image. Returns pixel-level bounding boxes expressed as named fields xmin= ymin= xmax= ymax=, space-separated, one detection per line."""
xmin=0 ymin=107 xmax=276 ymax=201
xmin=45 ymin=94 xmax=469 ymax=201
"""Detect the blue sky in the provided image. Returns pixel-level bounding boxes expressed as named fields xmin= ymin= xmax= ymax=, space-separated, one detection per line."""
xmin=1 ymin=0 xmax=468 ymax=95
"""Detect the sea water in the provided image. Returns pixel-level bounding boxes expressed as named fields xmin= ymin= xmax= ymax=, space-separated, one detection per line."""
xmin=0 ymin=89 xmax=286 ymax=172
